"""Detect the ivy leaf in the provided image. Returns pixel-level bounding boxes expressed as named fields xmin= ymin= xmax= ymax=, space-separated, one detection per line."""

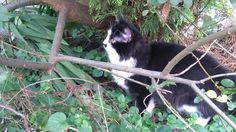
xmin=216 ymin=95 xmax=228 ymax=103
xmin=205 ymin=90 xmax=217 ymax=99
xmin=117 ymin=94 xmax=125 ymax=103
xmin=46 ymin=112 xmax=69 ymax=132
xmin=141 ymin=127 xmax=150 ymax=132
xmin=167 ymin=114 xmax=176 ymax=124
xmin=129 ymin=107 xmax=139 ymax=114
xmin=227 ymin=101 xmax=236 ymax=111
xmin=146 ymin=84 xmax=157 ymax=93
xmin=142 ymin=10 xmax=149 ymax=16
xmin=191 ymin=124 xmax=208 ymax=132
xmin=92 ymin=69 xmax=103 ymax=77
xmin=221 ymin=79 xmax=235 ymax=88
xmin=184 ymin=0 xmax=193 ymax=8
xmin=35 ymin=94 xmax=55 ymax=107
xmin=194 ymin=96 xmax=203 ymax=103
xmin=155 ymin=125 xmax=172 ymax=132
xmin=161 ymin=80 xmax=176 ymax=87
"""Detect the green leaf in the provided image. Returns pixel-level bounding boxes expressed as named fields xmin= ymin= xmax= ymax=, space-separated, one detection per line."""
xmin=146 ymin=84 xmax=157 ymax=93
xmin=167 ymin=114 xmax=176 ymax=123
xmin=184 ymin=0 xmax=193 ymax=8
xmin=92 ymin=69 xmax=103 ymax=77
xmin=36 ymin=112 xmax=49 ymax=128
xmin=191 ymin=124 xmax=208 ymax=132
xmin=216 ymin=95 xmax=228 ymax=103
xmin=227 ymin=101 xmax=236 ymax=111
xmin=205 ymin=90 xmax=217 ymax=99
xmin=117 ymin=94 xmax=125 ymax=103
xmin=161 ymin=80 xmax=176 ymax=87
xmin=142 ymin=10 xmax=149 ymax=16
xmin=221 ymin=79 xmax=235 ymax=88
xmin=194 ymin=96 xmax=203 ymax=103
xmin=10 ymin=22 xmax=28 ymax=44
xmin=59 ymin=62 xmax=96 ymax=83
xmin=155 ymin=125 xmax=172 ymax=132
xmin=35 ymin=94 xmax=55 ymax=107
xmin=0 ymin=5 xmax=9 ymax=21
xmin=46 ymin=112 xmax=69 ymax=132
xmin=129 ymin=107 xmax=139 ymax=114
xmin=141 ymin=127 xmax=150 ymax=132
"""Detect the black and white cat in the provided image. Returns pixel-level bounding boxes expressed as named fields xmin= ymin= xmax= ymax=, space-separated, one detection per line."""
xmin=103 ymin=15 xmax=236 ymax=126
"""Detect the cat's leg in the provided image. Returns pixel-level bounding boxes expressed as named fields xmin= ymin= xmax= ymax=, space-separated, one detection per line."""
xmin=195 ymin=116 xmax=211 ymax=126
xmin=177 ymin=104 xmax=211 ymax=126
xmin=146 ymin=97 xmax=155 ymax=113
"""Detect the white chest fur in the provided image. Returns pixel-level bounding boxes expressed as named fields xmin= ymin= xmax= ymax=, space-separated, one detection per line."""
xmin=103 ymin=29 xmax=137 ymax=90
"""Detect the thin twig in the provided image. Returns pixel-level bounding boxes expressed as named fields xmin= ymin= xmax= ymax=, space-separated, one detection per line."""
xmin=173 ymin=40 xmax=216 ymax=76
xmin=97 ymin=84 xmax=109 ymax=132
xmin=0 ymin=104 xmax=30 ymax=132
xmin=1 ymin=41 xmax=48 ymax=58
xmin=162 ymin=25 xmax=236 ymax=76
xmin=196 ymin=72 xmax=236 ymax=84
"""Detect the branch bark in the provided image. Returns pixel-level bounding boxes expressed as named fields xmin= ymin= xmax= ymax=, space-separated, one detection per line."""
xmin=49 ymin=7 xmax=68 ymax=65
xmin=5 ymin=0 xmax=41 ymax=11
xmin=6 ymin=0 xmax=114 ymax=29
xmin=162 ymin=23 xmax=236 ymax=76
xmin=0 ymin=56 xmax=52 ymax=70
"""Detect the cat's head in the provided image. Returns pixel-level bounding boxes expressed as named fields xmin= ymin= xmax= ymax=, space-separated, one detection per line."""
xmin=103 ymin=14 xmax=144 ymax=59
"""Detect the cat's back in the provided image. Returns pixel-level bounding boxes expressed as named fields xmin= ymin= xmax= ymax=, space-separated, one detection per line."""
xmin=147 ymin=42 xmax=231 ymax=78
xmin=147 ymin=42 xmax=185 ymax=71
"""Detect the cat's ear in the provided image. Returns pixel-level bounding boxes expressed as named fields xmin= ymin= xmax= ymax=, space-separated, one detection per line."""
xmin=115 ymin=13 xmax=124 ymax=23
xmin=112 ymin=28 xmax=132 ymax=43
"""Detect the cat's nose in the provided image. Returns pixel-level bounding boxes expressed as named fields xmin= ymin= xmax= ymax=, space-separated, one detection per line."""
xmin=103 ymin=43 xmax=107 ymax=48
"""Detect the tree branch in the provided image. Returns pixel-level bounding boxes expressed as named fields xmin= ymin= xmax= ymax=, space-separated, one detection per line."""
xmin=162 ymin=26 xmax=236 ymax=76
xmin=0 ymin=104 xmax=30 ymax=132
xmin=6 ymin=0 xmax=114 ymax=29
xmin=55 ymin=54 xmax=236 ymax=129
xmin=0 ymin=56 xmax=52 ymax=70
xmin=6 ymin=0 xmax=41 ymax=11
xmin=49 ymin=7 xmax=68 ymax=65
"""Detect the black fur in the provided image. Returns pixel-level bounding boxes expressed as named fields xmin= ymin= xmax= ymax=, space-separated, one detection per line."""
xmin=104 ymin=16 xmax=236 ymax=120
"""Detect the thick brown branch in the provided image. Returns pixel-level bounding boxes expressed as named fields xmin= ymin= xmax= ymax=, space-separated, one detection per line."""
xmin=49 ymin=7 xmax=68 ymax=64
xmin=162 ymin=26 xmax=236 ymax=76
xmin=6 ymin=0 xmax=41 ymax=11
xmin=0 ymin=56 xmax=52 ymax=70
xmin=0 ymin=104 xmax=30 ymax=132
xmin=6 ymin=0 xmax=113 ymax=29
